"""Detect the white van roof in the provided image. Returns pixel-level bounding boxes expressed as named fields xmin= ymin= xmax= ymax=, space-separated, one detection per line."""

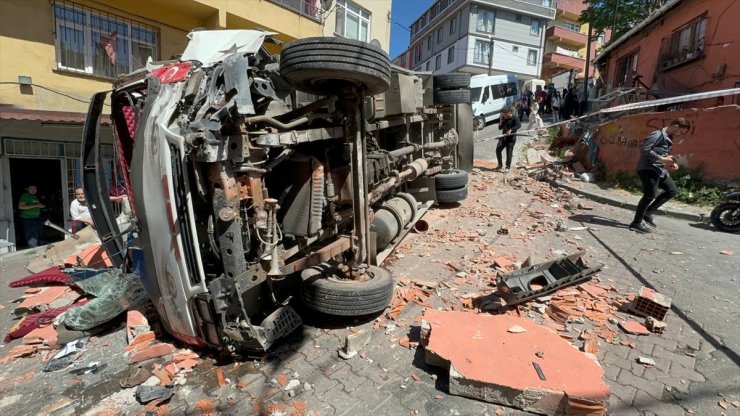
xmin=470 ymin=74 xmax=518 ymax=88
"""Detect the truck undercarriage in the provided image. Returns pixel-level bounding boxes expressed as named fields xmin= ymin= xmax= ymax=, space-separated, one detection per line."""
xmin=82 ymin=30 xmax=473 ymax=353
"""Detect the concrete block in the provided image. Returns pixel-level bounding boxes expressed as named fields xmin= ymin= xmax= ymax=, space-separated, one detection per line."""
xmin=422 ymin=310 xmax=609 ymax=414
xmin=338 ymin=329 xmax=371 ymax=359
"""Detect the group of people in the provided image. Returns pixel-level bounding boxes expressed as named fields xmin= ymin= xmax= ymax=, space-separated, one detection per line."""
xmin=517 ymin=85 xmax=583 ymax=125
xmin=17 ymin=184 xmax=128 ymax=248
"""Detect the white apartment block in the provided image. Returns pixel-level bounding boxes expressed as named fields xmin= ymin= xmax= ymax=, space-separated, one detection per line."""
xmin=405 ymin=0 xmax=555 ymax=79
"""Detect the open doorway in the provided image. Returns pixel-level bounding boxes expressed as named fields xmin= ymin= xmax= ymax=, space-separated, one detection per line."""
xmin=10 ymin=157 xmax=66 ymax=249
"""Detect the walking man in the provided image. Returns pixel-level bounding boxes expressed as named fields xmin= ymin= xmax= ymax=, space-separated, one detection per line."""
xmin=629 ymin=118 xmax=691 ymax=233
xmin=18 ymin=184 xmax=45 ymax=247
xmin=496 ymin=106 xmax=521 ymax=173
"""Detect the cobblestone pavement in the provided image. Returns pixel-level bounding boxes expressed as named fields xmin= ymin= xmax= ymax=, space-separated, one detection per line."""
xmin=0 ymin=133 xmax=738 ymax=415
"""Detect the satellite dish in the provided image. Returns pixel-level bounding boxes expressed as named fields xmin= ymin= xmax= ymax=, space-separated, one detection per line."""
xmin=320 ymin=0 xmax=332 ymax=11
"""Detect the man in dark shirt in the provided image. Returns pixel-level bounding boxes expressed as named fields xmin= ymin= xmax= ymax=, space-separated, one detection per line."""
xmin=629 ymin=118 xmax=691 ymax=233
xmin=496 ymin=106 xmax=521 ymax=173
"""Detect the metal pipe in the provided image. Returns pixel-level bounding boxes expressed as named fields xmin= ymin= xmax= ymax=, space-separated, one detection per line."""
xmin=43 ymin=220 xmax=80 ymax=239
xmin=245 ymin=115 xmax=309 ymax=130
xmin=278 ymin=95 xmax=335 ymax=122
xmin=388 ymin=140 xmax=449 ymax=159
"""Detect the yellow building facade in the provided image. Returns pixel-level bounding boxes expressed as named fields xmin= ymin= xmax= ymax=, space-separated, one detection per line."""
xmin=0 ymin=0 xmax=390 ymax=250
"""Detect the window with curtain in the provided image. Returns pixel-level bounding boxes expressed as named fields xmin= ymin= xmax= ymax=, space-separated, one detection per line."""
xmin=336 ymin=0 xmax=371 ymax=42
xmin=477 ymin=9 xmax=495 ymax=34
xmin=447 ymin=45 xmax=455 ymax=64
xmin=54 ymin=1 xmax=158 ymax=78
xmin=527 ymin=49 xmax=537 ymax=65
xmin=474 ymin=39 xmax=490 ymax=64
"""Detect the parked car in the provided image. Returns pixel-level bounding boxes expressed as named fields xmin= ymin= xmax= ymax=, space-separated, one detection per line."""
xmin=470 ymin=74 xmax=519 ymax=130
xmin=82 ymin=30 xmax=472 ymax=353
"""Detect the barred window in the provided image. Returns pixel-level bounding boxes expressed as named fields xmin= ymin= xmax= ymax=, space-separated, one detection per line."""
xmin=53 ymin=1 xmax=158 ymax=78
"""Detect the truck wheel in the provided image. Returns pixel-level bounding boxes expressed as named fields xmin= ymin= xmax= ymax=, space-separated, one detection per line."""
xmin=435 ymin=169 xmax=468 ymax=190
xmin=434 ymin=89 xmax=470 ymax=105
xmin=434 ymin=73 xmax=471 ymax=90
xmin=474 ymin=115 xmax=486 ymax=131
xmin=301 ymin=265 xmax=394 ymax=316
xmin=436 ymin=186 xmax=468 ymax=204
xmin=280 ymin=37 xmax=391 ymax=96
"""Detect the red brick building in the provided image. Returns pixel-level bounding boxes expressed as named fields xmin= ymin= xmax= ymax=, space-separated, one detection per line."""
xmin=593 ymin=0 xmax=740 ymax=107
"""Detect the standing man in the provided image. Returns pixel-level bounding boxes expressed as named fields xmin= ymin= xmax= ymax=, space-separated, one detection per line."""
xmin=629 ymin=118 xmax=691 ymax=233
xmin=70 ymin=187 xmax=94 ymax=232
xmin=496 ymin=106 xmax=521 ymax=173
xmin=18 ymin=184 xmax=45 ymax=247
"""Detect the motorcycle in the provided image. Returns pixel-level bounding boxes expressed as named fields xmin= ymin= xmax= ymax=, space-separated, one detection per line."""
xmin=710 ymin=191 xmax=740 ymax=233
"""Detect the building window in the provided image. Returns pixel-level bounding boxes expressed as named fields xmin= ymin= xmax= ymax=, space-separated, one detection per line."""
xmin=596 ymin=33 xmax=605 ymax=44
xmin=530 ymin=20 xmax=541 ymax=36
xmin=477 ymin=9 xmax=495 ymax=34
xmin=437 ymin=28 xmax=443 ymax=44
xmin=659 ymin=16 xmax=707 ymax=70
xmin=527 ymin=49 xmax=537 ymax=66
xmin=414 ymin=44 xmax=422 ymax=65
xmin=435 ymin=54 xmax=442 ymax=70
xmin=615 ymin=50 xmax=639 ymax=87
xmin=425 ymin=61 xmax=431 ymax=71
xmin=447 ymin=45 xmax=455 ymax=64
xmin=474 ymin=39 xmax=490 ymax=64
xmin=562 ymin=21 xmax=581 ymax=32
xmin=336 ymin=0 xmax=371 ymax=42
xmin=515 ymin=14 xmax=522 ymax=22
xmin=428 ymin=35 xmax=433 ymax=50
xmin=542 ymin=0 xmax=551 ymax=7
xmin=512 ymin=45 xmax=519 ymax=52
xmin=53 ymin=2 xmax=158 ymax=78
xmin=449 ymin=15 xmax=457 ymax=35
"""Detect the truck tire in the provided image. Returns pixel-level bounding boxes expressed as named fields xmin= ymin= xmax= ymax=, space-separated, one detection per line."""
xmin=301 ymin=265 xmax=394 ymax=316
xmin=456 ymin=103 xmax=475 ymax=172
xmin=280 ymin=37 xmax=391 ymax=96
xmin=436 ymin=186 xmax=468 ymax=203
xmin=434 ymin=73 xmax=471 ymax=90
xmin=434 ymin=89 xmax=470 ymax=105
xmin=434 ymin=169 xmax=468 ymax=190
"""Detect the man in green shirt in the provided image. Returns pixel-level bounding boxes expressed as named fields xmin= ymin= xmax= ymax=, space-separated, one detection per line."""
xmin=18 ymin=184 xmax=45 ymax=247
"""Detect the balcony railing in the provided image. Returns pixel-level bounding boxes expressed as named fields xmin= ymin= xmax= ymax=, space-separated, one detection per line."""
xmin=554 ymin=0 xmax=586 ymax=19
xmin=543 ymin=51 xmax=584 ymax=69
xmin=267 ymin=0 xmax=322 ymax=22
xmin=546 ymin=25 xmax=587 ymax=47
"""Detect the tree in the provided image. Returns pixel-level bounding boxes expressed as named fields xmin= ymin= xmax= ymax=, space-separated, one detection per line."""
xmin=579 ymin=0 xmax=669 ymax=45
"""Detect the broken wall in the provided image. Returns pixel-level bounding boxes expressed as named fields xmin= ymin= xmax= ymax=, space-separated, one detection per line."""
xmin=593 ymin=105 xmax=740 ymax=181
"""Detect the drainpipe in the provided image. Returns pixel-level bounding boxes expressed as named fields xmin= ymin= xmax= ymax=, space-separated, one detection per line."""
xmin=487 ymin=36 xmax=494 ymax=76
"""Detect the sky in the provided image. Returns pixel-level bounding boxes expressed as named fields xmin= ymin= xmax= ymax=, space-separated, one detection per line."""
xmin=389 ymin=0 xmax=435 ymax=59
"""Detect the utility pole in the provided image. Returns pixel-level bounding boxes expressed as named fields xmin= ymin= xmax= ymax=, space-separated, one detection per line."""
xmin=584 ymin=8 xmax=593 ymax=113
xmin=487 ymin=36 xmax=493 ymax=76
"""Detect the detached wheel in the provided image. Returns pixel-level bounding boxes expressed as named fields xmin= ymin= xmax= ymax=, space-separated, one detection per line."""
xmin=434 ymin=73 xmax=471 ymax=90
xmin=474 ymin=115 xmax=486 ymax=131
xmin=301 ymin=265 xmax=394 ymax=316
xmin=436 ymin=186 xmax=468 ymax=203
xmin=434 ymin=89 xmax=470 ymax=105
xmin=435 ymin=169 xmax=469 ymax=190
xmin=280 ymin=37 xmax=391 ymax=96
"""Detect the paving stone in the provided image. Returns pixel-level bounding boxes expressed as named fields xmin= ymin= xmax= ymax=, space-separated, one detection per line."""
xmin=616 ymin=369 xmax=666 ymax=399
xmin=606 ymin=380 xmax=637 ymax=403
xmin=651 ymin=346 xmax=697 ymax=369
xmin=606 ymin=343 xmax=632 ymax=359
xmin=603 ymin=351 xmax=634 ymax=370
xmin=320 ymin=384 xmax=357 ymax=413
xmin=633 ymin=340 xmax=655 ymax=355
xmin=667 ymin=362 xmax=706 ymax=382
xmin=629 ymin=362 xmax=645 ymax=377
xmin=607 ymin=395 xmax=642 ymax=416
xmin=642 ymin=335 xmax=678 ymax=352
xmin=305 ymin=372 xmax=340 ymax=398
xmin=631 ymin=391 xmax=686 ymax=415
xmin=328 ymin=365 xmax=366 ymax=393
xmin=625 ymin=349 xmax=670 ymax=372
xmin=310 ymin=400 xmax=338 ymax=416
xmin=677 ymin=336 xmax=702 ymax=351
xmin=603 ymin=364 xmax=620 ymax=381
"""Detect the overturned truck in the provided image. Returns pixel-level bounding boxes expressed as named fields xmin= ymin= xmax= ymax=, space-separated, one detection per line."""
xmin=82 ymin=30 xmax=473 ymax=353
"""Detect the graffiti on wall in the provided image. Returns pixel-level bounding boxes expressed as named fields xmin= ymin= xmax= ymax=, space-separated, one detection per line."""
xmin=598 ymin=125 xmax=639 ymax=149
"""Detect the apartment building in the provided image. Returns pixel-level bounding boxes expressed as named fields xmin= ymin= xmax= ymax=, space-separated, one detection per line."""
xmin=405 ymin=0 xmax=555 ymax=79
xmin=542 ymin=0 xmax=607 ymax=89
xmin=0 ymin=0 xmax=390 ymax=250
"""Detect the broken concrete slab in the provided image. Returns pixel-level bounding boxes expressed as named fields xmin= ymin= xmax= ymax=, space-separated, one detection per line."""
xmin=338 ymin=329 xmax=371 ymax=359
xmin=421 ymin=309 xmax=609 ymax=414
xmin=619 ymin=320 xmax=651 ymax=336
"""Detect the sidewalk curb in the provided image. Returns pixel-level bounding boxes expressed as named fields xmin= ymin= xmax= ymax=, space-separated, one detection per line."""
xmin=552 ymin=180 xmax=708 ymax=223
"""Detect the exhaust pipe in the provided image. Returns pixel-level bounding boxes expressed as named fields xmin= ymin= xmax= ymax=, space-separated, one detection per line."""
xmin=412 ymin=219 xmax=429 ymax=233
